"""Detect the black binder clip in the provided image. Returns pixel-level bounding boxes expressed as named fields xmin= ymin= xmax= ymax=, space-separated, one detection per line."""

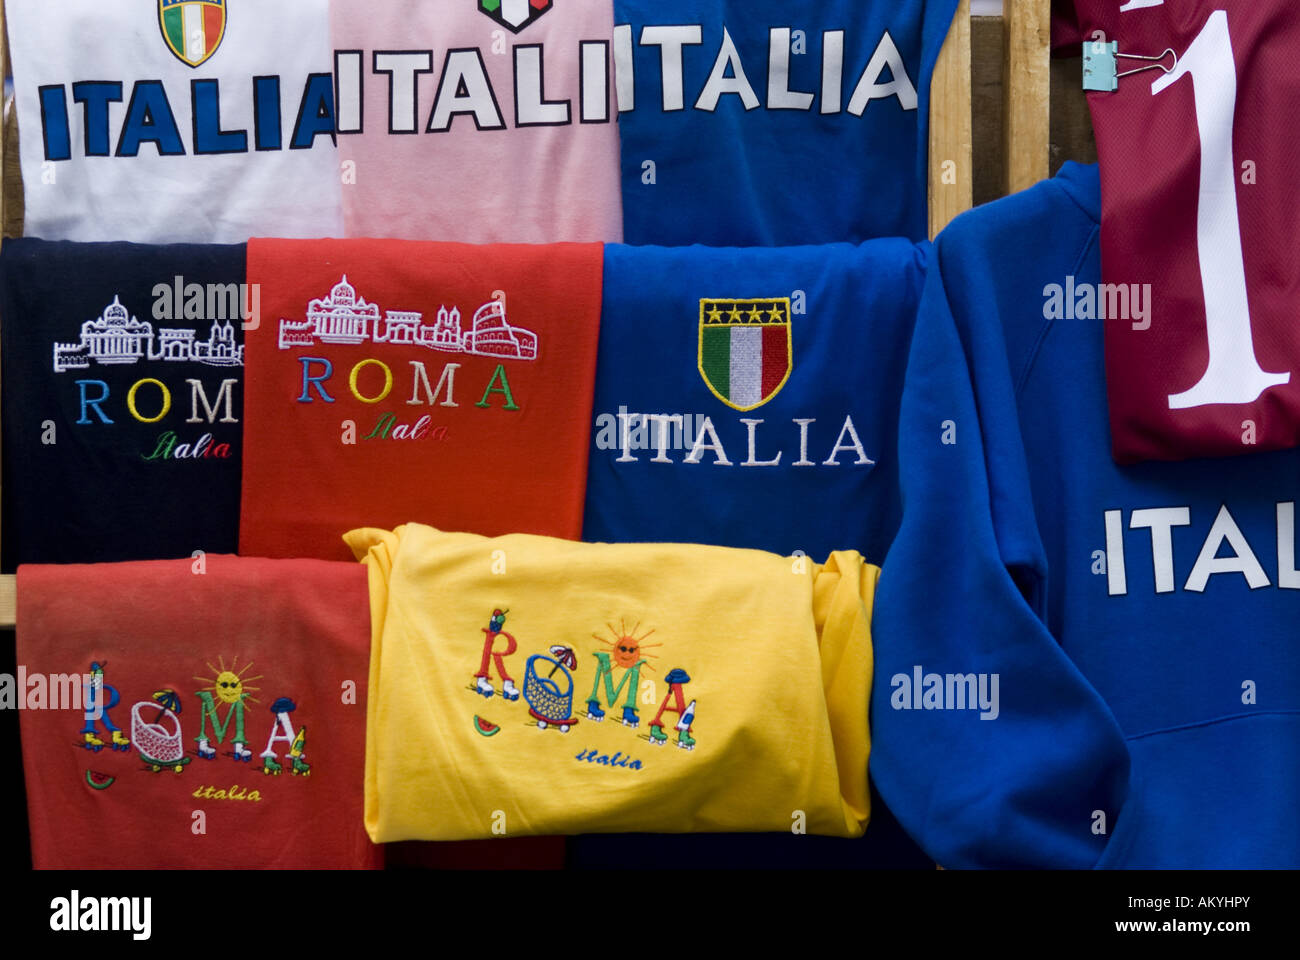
xmin=1082 ymin=40 xmax=1177 ymax=92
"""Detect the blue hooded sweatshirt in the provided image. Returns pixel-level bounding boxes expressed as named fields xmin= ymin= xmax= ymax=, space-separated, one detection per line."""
xmin=872 ymin=162 xmax=1300 ymax=869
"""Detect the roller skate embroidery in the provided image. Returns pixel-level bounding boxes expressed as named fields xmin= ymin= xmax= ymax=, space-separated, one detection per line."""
xmin=586 ymin=621 xmax=660 ymax=726
xmin=80 ymin=662 xmax=130 ymax=752
xmin=193 ymin=656 xmax=261 ymax=763
xmin=649 ymin=669 xmax=697 ymax=750
xmin=261 ymin=697 xmax=311 ymax=777
xmin=523 ymin=653 xmax=579 ymax=734
xmin=132 ymin=690 xmax=191 ymax=773
xmin=473 ymin=609 xmax=520 ymax=700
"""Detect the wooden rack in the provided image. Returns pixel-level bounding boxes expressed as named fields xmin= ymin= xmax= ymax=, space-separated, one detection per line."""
xmin=0 ymin=0 xmax=1061 ymax=628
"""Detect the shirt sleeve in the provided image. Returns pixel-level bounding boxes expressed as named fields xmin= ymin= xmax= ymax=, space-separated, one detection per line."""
xmin=869 ymin=235 xmax=1132 ymax=869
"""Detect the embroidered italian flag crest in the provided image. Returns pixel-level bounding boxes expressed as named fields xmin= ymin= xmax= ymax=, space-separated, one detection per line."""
xmin=478 ymin=0 xmax=553 ymax=34
xmin=698 ymin=298 xmax=793 ymax=411
xmin=159 ymin=0 xmax=227 ymax=68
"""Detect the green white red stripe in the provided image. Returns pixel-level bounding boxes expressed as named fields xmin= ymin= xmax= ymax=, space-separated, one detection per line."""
xmin=699 ymin=299 xmax=791 ymax=410
xmin=161 ymin=0 xmax=224 ymax=66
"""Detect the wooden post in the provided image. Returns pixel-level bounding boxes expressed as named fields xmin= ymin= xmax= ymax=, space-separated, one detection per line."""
xmin=1 ymin=0 xmax=8 ymax=571
xmin=1003 ymin=0 xmax=1051 ymax=195
xmin=1 ymin=0 xmax=19 ymax=240
xmin=1 ymin=0 xmax=7 ymax=243
xmin=929 ymin=0 xmax=973 ymax=239
xmin=1 ymin=0 xmax=7 ymax=237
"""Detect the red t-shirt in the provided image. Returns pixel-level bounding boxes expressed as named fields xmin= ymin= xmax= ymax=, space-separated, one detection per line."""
xmin=240 ymin=238 xmax=603 ymax=559
xmin=1073 ymin=1 xmax=1300 ymax=462
xmin=17 ymin=556 xmax=380 ymax=869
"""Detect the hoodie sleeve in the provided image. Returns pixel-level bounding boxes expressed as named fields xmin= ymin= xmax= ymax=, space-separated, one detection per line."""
xmin=869 ymin=234 xmax=1131 ymax=869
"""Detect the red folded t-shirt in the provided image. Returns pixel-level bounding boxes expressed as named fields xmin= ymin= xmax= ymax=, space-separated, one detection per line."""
xmin=17 ymin=556 xmax=380 ymax=869
xmin=240 ymin=239 xmax=603 ymax=559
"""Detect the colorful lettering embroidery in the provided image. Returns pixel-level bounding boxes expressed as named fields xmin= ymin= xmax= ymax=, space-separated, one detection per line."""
xmin=586 ymin=621 xmax=660 ymax=727
xmin=261 ymin=697 xmax=310 ymax=776
xmin=69 ymin=655 xmax=316 ymax=788
xmin=140 ymin=430 xmax=234 ymax=461
xmin=193 ymin=656 xmax=260 ymax=761
xmin=133 ymin=690 xmax=191 ymax=773
xmin=465 ymin=612 xmax=701 ymax=753
xmin=80 ymin=662 xmax=130 ymax=752
xmin=648 ymin=668 xmax=696 ymax=751
xmin=523 ymin=653 xmax=579 ymax=733
xmin=361 ymin=412 xmax=450 ymax=442
xmin=473 ymin=609 xmax=521 ymax=700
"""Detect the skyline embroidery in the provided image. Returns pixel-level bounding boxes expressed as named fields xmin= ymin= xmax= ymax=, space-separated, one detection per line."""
xmin=53 ymin=296 xmax=243 ymax=373
xmin=277 ymin=275 xmax=539 ymax=362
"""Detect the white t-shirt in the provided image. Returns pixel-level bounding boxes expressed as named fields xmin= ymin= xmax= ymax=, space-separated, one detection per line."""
xmin=9 ymin=0 xmax=343 ymax=243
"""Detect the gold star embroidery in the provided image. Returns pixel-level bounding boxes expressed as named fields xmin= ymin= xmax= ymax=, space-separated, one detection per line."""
xmin=768 ymin=304 xmax=786 ymax=322
xmin=728 ymin=305 xmax=743 ymax=322
xmin=707 ymin=306 xmax=723 ymax=323
xmin=748 ymin=305 xmax=764 ymax=322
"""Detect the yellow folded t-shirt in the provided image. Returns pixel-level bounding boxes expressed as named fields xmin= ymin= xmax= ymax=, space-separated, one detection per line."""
xmin=345 ymin=524 xmax=876 ymax=842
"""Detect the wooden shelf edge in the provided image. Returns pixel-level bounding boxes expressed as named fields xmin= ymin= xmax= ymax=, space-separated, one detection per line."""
xmin=0 ymin=573 xmax=14 ymax=628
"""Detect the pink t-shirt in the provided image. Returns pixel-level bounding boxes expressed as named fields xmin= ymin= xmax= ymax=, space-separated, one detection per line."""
xmin=332 ymin=0 xmax=623 ymax=243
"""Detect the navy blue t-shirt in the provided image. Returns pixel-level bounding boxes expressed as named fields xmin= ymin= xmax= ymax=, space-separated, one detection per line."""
xmin=1 ymin=240 xmax=245 ymax=571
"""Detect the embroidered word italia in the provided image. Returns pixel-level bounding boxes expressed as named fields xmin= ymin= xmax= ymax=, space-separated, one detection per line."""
xmin=599 ymin=412 xmax=874 ymax=467
xmin=614 ymin=26 xmax=919 ymax=115
xmin=191 ymin=783 xmax=262 ymax=802
xmin=575 ymin=748 xmax=643 ymax=770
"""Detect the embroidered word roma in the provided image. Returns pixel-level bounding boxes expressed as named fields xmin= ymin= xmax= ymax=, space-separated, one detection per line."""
xmin=297 ymin=358 xmax=523 ymax=412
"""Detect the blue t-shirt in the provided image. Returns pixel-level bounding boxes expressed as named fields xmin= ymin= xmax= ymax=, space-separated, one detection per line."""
xmin=585 ymin=240 xmax=928 ymax=563
xmin=614 ymin=0 xmax=959 ymax=245
xmin=873 ymin=162 xmax=1300 ymax=868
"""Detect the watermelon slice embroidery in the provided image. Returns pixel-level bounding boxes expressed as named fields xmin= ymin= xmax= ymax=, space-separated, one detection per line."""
xmin=473 ymin=716 xmax=501 ymax=737
xmin=85 ymin=770 xmax=116 ymax=791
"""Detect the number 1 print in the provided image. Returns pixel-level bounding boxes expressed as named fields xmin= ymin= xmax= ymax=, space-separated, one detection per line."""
xmin=1152 ymin=10 xmax=1290 ymax=409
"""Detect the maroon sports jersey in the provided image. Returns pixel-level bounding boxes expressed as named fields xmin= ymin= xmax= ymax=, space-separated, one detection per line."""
xmin=1073 ymin=1 xmax=1300 ymax=463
